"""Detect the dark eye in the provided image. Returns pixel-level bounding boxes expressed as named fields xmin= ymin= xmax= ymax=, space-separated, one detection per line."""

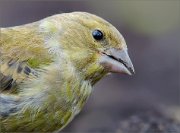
xmin=92 ymin=29 xmax=104 ymax=40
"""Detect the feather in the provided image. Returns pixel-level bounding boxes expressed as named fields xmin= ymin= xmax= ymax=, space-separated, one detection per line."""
xmin=0 ymin=59 xmax=38 ymax=93
xmin=0 ymin=12 xmax=133 ymax=132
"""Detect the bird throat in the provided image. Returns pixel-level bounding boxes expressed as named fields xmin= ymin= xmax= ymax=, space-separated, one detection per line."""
xmin=75 ymin=61 xmax=106 ymax=86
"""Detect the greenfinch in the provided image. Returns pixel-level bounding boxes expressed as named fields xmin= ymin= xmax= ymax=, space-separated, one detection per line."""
xmin=0 ymin=12 xmax=134 ymax=132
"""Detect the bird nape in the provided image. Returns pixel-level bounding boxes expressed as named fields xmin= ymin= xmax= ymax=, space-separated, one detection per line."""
xmin=0 ymin=12 xmax=134 ymax=132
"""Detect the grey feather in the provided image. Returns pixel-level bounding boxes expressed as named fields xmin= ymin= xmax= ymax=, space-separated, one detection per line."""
xmin=0 ymin=94 xmax=20 ymax=117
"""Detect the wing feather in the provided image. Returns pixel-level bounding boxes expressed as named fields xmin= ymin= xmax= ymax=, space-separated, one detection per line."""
xmin=0 ymin=24 xmax=53 ymax=94
xmin=0 ymin=59 xmax=38 ymax=93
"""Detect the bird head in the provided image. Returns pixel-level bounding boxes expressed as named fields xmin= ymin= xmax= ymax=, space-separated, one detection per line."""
xmin=40 ymin=12 xmax=134 ymax=84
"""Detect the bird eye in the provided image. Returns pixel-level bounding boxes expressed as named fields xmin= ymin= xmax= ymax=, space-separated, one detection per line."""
xmin=92 ymin=29 xmax=104 ymax=41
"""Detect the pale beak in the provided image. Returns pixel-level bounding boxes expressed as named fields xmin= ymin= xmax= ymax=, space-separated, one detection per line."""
xmin=99 ymin=48 xmax=135 ymax=75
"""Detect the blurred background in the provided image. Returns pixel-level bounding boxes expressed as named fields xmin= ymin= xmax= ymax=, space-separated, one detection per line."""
xmin=0 ymin=0 xmax=179 ymax=132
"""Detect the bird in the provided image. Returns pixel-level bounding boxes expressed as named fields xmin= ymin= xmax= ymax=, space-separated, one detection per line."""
xmin=0 ymin=12 xmax=134 ymax=132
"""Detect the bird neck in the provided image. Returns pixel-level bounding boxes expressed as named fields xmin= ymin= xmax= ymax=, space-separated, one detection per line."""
xmin=80 ymin=63 xmax=107 ymax=85
xmin=66 ymin=51 xmax=107 ymax=85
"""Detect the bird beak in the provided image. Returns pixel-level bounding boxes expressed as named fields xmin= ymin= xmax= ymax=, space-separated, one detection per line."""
xmin=99 ymin=48 xmax=135 ymax=75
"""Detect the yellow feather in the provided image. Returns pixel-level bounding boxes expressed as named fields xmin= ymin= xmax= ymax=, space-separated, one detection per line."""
xmin=0 ymin=12 xmax=132 ymax=132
